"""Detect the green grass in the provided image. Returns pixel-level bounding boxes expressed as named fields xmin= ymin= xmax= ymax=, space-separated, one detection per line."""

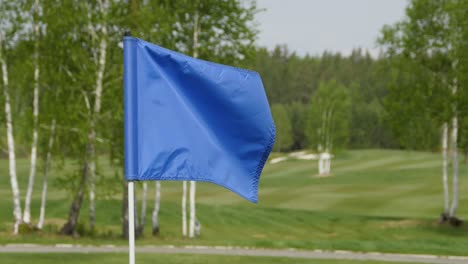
xmin=0 ymin=149 xmax=467 ymax=256
xmin=0 ymin=253 xmax=420 ymax=264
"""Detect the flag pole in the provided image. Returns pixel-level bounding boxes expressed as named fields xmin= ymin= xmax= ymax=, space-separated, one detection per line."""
xmin=128 ymin=181 xmax=135 ymax=264
xmin=124 ymin=30 xmax=135 ymax=264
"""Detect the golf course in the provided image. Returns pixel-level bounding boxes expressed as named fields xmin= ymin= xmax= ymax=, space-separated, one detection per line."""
xmin=1 ymin=0 xmax=467 ymax=263
xmin=1 ymin=149 xmax=467 ymax=263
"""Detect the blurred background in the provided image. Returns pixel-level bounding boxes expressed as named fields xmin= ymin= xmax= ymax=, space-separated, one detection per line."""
xmin=0 ymin=0 xmax=467 ymax=263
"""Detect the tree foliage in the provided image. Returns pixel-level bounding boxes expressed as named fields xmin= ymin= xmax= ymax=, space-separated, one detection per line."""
xmin=252 ymin=47 xmax=399 ymax=150
xmin=1 ymin=0 xmax=262 ymax=235
xmin=271 ymin=104 xmax=293 ymax=152
xmin=306 ymin=80 xmax=351 ymax=152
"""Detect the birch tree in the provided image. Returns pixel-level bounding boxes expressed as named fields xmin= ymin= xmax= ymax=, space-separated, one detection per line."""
xmin=0 ymin=36 xmax=22 ymax=234
xmin=379 ymin=0 xmax=467 ymax=224
xmin=58 ymin=0 xmax=113 ymax=235
xmin=152 ymin=181 xmax=161 ymax=236
xmin=139 ymin=182 xmax=148 ymax=233
xmin=442 ymin=123 xmax=449 ymax=217
xmin=449 ymin=99 xmax=459 ymax=219
xmin=182 ymin=181 xmax=187 ymax=236
xmin=35 ymin=22 xmax=63 ymax=228
xmin=0 ymin=0 xmax=25 ymax=234
xmin=87 ymin=0 xmax=109 ymax=230
xmin=446 ymin=0 xmax=468 ymax=224
xmin=307 ymin=80 xmax=350 ymax=176
xmin=37 ymin=119 xmax=55 ymax=229
xmin=189 ymin=180 xmax=196 ymax=238
xmin=23 ymin=0 xmax=42 ymax=225
xmin=188 ymin=9 xmax=200 ymax=239
xmin=36 ymin=0 xmax=88 ymax=235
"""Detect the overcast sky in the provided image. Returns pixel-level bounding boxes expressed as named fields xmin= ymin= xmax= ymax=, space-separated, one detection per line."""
xmin=255 ymin=0 xmax=408 ymax=57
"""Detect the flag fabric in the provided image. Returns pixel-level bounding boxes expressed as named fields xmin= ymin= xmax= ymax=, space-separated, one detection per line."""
xmin=124 ymin=37 xmax=275 ymax=203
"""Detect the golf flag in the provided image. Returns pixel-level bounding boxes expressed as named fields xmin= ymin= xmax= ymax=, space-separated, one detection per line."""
xmin=124 ymin=37 xmax=275 ymax=203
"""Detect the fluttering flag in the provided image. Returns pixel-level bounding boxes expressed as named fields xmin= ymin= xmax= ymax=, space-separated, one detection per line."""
xmin=124 ymin=37 xmax=275 ymax=203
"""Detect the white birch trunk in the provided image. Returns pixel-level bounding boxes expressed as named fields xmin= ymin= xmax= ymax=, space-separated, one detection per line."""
xmin=1 ymin=37 xmax=22 ymax=234
xmin=324 ymin=101 xmax=336 ymax=176
xmin=189 ymin=180 xmax=196 ymax=238
xmin=140 ymin=182 xmax=147 ymax=228
xmin=449 ymin=115 xmax=459 ymax=217
xmin=317 ymin=110 xmax=326 ymax=176
xmin=88 ymin=129 xmax=97 ymax=230
xmin=324 ymin=154 xmax=331 ymax=175
xmin=182 ymin=181 xmax=187 ymax=236
xmin=442 ymin=122 xmax=449 ymax=214
xmin=324 ymin=108 xmax=331 ymax=175
xmin=320 ymin=109 xmax=327 ymax=151
xmin=189 ymin=11 xmax=200 ymax=239
xmin=37 ymin=119 xmax=56 ymax=230
xmin=89 ymin=0 xmax=108 ymax=230
xmin=318 ymin=152 xmax=324 ymax=176
xmin=448 ymin=69 xmax=459 ymax=218
xmin=322 ymin=107 xmax=329 ymax=176
xmin=317 ymin=101 xmax=328 ymax=176
xmin=320 ymin=152 xmax=331 ymax=176
xmin=152 ymin=181 xmax=161 ymax=235
xmin=317 ymin=128 xmax=322 ymax=176
xmin=24 ymin=0 xmax=41 ymax=224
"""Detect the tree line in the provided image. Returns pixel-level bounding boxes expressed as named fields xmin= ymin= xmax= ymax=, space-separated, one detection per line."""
xmin=255 ymin=46 xmax=398 ymax=153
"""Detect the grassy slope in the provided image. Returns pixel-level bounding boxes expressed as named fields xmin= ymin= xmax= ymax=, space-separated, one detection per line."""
xmin=0 ymin=149 xmax=467 ymax=256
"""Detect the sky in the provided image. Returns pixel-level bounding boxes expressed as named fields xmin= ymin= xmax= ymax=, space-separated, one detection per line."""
xmin=255 ymin=0 xmax=408 ymax=57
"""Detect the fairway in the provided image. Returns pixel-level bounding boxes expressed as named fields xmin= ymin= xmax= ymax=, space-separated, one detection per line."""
xmin=0 ymin=150 xmax=467 ymax=256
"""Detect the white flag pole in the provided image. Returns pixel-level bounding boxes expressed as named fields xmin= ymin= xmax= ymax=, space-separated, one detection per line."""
xmin=124 ymin=29 xmax=136 ymax=264
xmin=128 ymin=181 xmax=136 ymax=264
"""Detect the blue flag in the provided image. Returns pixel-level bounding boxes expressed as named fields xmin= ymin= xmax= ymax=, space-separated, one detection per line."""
xmin=124 ymin=37 xmax=275 ymax=203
